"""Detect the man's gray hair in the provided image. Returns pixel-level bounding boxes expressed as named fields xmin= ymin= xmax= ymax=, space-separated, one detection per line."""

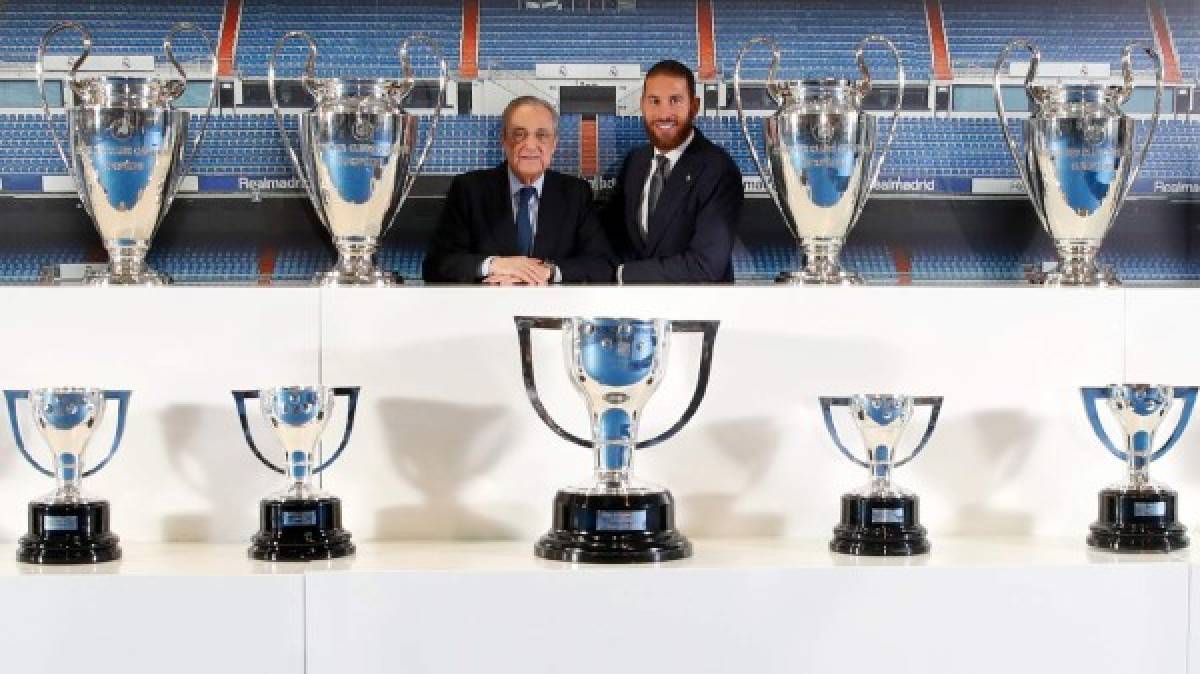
xmin=500 ymin=95 xmax=559 ymax=137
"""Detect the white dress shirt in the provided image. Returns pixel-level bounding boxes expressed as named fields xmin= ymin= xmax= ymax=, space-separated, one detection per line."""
xmin=480 ymin=168 xmax=560 ymax=283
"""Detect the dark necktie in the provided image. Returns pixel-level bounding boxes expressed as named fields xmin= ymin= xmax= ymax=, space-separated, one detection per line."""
xmin=645 ymin=154 xmax=671 ymax=236
xmin=515 ymin=186 xmax=536 ymax=256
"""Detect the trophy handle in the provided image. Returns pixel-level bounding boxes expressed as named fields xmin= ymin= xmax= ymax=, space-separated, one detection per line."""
xmin=268 ymin=31 xmax=324 ymax=222
xmin=162 ymin=22 xmax=219 ymax=181
xmin=396 ymin=34 xmax=448 ymax=206
xmin=231 ymin=389 xmax=285 ymax=475
xmin=635 ymin=320 xmax=720 ymax=449
xmin=732 ymin=37 xmax=791 ymax=237
xmin=1082 ymin=386 xmax=1199 ymax=462
xmin=1114 ymin=41 xmax=1163 ymax=209
xmin=993 ymin=38 xmax=1049 ymax=233
xmin=3 ymin=389 xmax=130 ymax=478
xmin=36 ymin=21 xmax=91 ymax=211
xmin=313 ymin=386 xmax=360 ymax=474
xmin=851 ymin=34 xmax=906 ymax=227
xmin=894 ymin=396 xmax=942 ymax=468
xmin=515 ymin=316 xmax=590 ymax=448
xmin=819 ymin=396 xmax=867 ymax=468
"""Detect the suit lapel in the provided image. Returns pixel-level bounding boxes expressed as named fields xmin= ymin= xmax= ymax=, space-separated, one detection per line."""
xmin=645 ymin=132 xmax=707 ymax=253
xmin=487 ymin=163 xmax=519 ymax=255
xmin=531 ymin=171 xmax=561 ymax=259
xmin=624 ymin=146 xmax=652 ymax=252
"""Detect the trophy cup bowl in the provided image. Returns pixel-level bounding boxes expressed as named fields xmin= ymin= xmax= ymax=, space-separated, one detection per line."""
xmin=514 ymin=316 xmax=719 ymax=563
xmin=4 ymin=387 xmax=131 ymax=564
xmin=269 ymin=31 xmax=447 ymax=286
xmin=735 ymin=35 xmax=905 ymax=285
xmin=1081 ymin=384 xmax=1197 ymax=552
xmin=232 ymin=385 xmax=360 ymax=561
xmin=36 ymin=21 xmax=217 ymax=285
xmin=821 ymin=394 xmax=942 ymax=556
xmin=994 ymin=39 xmax=1163 ymax=286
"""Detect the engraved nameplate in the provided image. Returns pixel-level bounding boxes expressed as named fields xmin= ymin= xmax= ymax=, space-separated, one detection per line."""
xmin=43 ymin=515 xmax=79 ymax=532
xmin=870 ymin=508 xmax=905 ymax=524
xmin=595 ymin=510 xmax=647 ymax=532
xmin=1134 ymin=501 xmax=1166 ymax=518
xmin=280 ymin=511 xmax=318 ymax=527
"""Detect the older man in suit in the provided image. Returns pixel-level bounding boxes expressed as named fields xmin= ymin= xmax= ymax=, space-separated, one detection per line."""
xmin=423 ymin=96 xmax=613 ymax=284
xmin=602 ymin=60 xmax=744 ymax=283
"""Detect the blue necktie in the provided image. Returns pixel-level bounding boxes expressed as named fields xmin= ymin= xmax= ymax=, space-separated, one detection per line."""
xmin=515 ymin=186 xmax=537 ymax=256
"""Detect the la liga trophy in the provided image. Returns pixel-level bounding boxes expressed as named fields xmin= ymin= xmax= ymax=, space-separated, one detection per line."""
xmin=734 ymin=35 xmax=905 ymax=284
xmin=994 ymin=39 xmax=1163 ymax=286
xmin=514 ymin=317 xmax=719 ymax=563
xmin=37 ymin=21 xmax=216 ymax=285
xmin=4 ymin=388 xmax=131 ymax=564
xmin=269 ymin=31 xmax=447 ymax=285
xmin=821 ymin=394 xmax=942 ymax=556
xmin=1081 ymin=384 xmax=1196 ymax=552
xmin=233 ymin=386 xmax=360 ymax=561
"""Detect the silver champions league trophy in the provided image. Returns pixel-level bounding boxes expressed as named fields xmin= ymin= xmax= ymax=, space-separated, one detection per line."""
xmin=4 ymin=388 xmax=131 ymax=564
xmin=821 ymin=394 xmax=942 ymax=556
xmin=994 ymin=40 xmax=1163 ymax=286
xmin=734 ymin=35 xmax=905 ymax=284
xmin=233 ymin=386 xmax=360 ymax=561
xmin=514 ymin=317 xmax=719 ymax=563
xmin=1081 ymin=384 xmax=1196 ymax=552
xmin=37 ymin=22 xmax=217 ymax=285
xmin=269 ymin=32 xmax=447 ymax=286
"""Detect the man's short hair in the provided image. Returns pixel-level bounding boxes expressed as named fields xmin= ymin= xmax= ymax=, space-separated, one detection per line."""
xmin=500 ymin=95 xmax=559 ymax=137
xmin=645 ymin=60 xmax=697 ymax=99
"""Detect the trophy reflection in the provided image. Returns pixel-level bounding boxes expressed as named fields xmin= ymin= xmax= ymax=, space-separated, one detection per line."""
xmin=515 ymin=317 xmax=719 ymax=563
xmin=232 ymin=386 xmax=360 ymax=561
xmin=1081 ymin=384 xmax=1196 ymax=552
xmin=821 ymin=394 xmax=942 ymax=556
xmin=994 ymin=39 xmax=1163 ymax=286
xmin=4 ymin=388 xmax=131 ymax=564
xmin=37 ymin=21 xmax=216 ymax=285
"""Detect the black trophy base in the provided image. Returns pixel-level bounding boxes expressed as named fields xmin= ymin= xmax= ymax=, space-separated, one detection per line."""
xmin=1087 ymin=488 xmax=1188 ymax=553
xmin=18 ymin=500 xmax=121 ymax=564
xmin=250 ymin=496 xmax=355 ymax=562
xmin=831 ymin=493 xmax=929 ymax=557
xmin=535 ymin=489 xmax=692 ymax=564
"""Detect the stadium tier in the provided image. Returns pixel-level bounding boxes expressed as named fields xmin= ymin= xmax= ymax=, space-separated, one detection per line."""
xmin=711 ymin=0 xmax=930 ymax=81
xmin=1165 ymin=0 xmax=1200 ymax=80
xmin=941 ymin=0 xmax=1156 ymax=72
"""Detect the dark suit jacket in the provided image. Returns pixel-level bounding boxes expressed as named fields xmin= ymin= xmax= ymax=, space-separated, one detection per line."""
xmin=601 ymin=128 xmax=744 ymax=283
xmin=423 ymin=164 xmax=614 ymax=283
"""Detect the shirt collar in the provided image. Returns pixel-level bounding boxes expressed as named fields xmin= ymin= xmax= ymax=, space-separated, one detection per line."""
xmin=654 ymin=128 xmax=695 ymax=166
xmin=508 ymin=166 xmax=545 ymax=199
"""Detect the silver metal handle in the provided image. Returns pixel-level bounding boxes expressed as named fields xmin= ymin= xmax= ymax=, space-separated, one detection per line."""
xmin=268 ymin=31 xmax=324 ymax=224
xmin=1115 ymin=40 xmax=1163 ymax=210
xmin=397 ymin=34 xmax=449 ymax=205
xmin=993 ymin=38 xmax=1048 ymax=232
xmin=851 ymin=35 xmax=906 ymax=227
xmin=36 ymin=21 xmax=91 ymax=197
xmin=162 ymin=22 xmax=219 ymax=209
xmin=733 ymin=37 xmax=792 ymax=238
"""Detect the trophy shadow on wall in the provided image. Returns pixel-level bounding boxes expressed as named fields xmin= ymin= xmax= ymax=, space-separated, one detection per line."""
xmin=161 ymin=403 xmax=262 ymax=541
xmin=373 ymin=397 xmax=519 ymax=540
xmin=671 ymin=417 xmax=786 ymax=537
xmin=932 ymin=408 xmax=1039 ymax=537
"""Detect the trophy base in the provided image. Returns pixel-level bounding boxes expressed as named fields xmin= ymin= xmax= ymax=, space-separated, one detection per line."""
xmin=534 ymin=489 xmax=692 ymax=563
xmin=830 ymin=494 xmax=929 ymax=556
xmin=249 ymin=496 xmax=355 ymax=562
xmin=314 ymin=268 xmax=401 ymax=287
xmin=18 ymin=500 xmax=121 ymax=564
xmin=83 ymin=268 xmax=170 ymax=286
xmin=1026 ymin=264 xmax=1119 ymax=288
xmin=1087 ymin=488 xmax=1188 ymax=552
xmin=776 ymin=270 xmax=863 ymax=286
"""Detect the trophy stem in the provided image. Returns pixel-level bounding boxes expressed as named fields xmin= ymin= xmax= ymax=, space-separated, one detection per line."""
xmin=779 ymin=237 xmax=863 ymax=285
xmin=317 ymin=236 xmax=399 ymax=286
xmin=283 ymin=446 xmax=317 ymax=498
xmin=590 ymin=407 xmax=636 ymax=488
xmin=52 ymin=453 xmax=83 ymax=502
xmin=1125 ymin=430 xmax=1154 ymax=490
xmin=87 ymin=241 xmax=167 ymax=286
xmin=1040 ymin=240 xmax=1118 ymax=287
